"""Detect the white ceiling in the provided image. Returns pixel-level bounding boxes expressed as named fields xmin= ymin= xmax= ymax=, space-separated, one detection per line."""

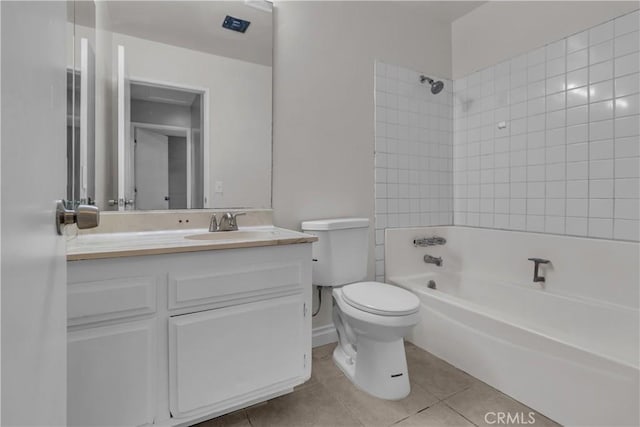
xmin=72 ymin=1 xmax=273 ymax=66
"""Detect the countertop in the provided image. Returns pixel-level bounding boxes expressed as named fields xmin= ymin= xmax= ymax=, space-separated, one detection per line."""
xmin=67 ymin=226 xmax=318 ymax=261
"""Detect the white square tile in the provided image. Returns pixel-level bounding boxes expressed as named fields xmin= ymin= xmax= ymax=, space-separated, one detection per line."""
xmin=589 ymin=119 xmax=614 ymax=141
xmin=590 ymin=139 xmax=613 ymax=160
xmin=590 ymin=159 xmax=614 ymax=179
xmin=567 ymin=49 xmax=588 ymax=72
xmin=567 ymin=87 xmax=589 ymax=107
xmin=616 ymin=94 xmax=640 ymax=117
xmin=546 ymin=198 xmax=566 ymax=216
xmin=615 ymin=198 xmax=640 ymax=220
xmin=546 ymin=39 xmax=566 ymax=60
xmin=589 ymin=40 xmax=614 ymax=65
xmin=615 ymin=115 xmax=640 ymax=138
xmin=567 ymin=198 xmax=588 ymax=216
xmin=546 ymin=128 xmax=565 ymax=146
xmin=567 ymin=105 xmax=589 ymax=125
xmin=590 ymin=100 xmax=614 ymax=122
xmin=567 ymin=143 xmax=588 ymax=162
xmin=615 ymin=52 xmax=640 ymax=77
xmin=588 ymin=218 xmax=613 ymax=238
xmin=546 ymin=109 xmax=566 ymax=129
xmin=527 ymin=114 xmax=546 ymax=132
xmin=590 ymin=179 xmax=614 ymax=198
xmin=615 ymin=178 xmax=640 ymax=198
xmin=614 ymin=219 xmax=640 ymax=240
xmin=566 ymin=67 xmax=588 ymax=90
xmin=615 ymin=10 xmax=640 ymax=37
xmin=567 ymin=161 xmax=588 ymax=180
xmin=567 ymin=124 xmax=588 ymax=143
xmin=589 ymin=60 xmax=613 ymax=84
xmin=589 ymin=80 xmax=614 ymax=102
xmin=546 ymin=56 xmax=565 ymax=78
xmin=590 ymin=21 xmax=614 ymax=45
xmin=528 ymin=80 xmax=546 ymax=99
xmin=546 ymin=161 xmax=565 ymax=180
xmin=545 ymin=216 xmax=565 ymax=234
xmin=509 ymin=214 xmax=526 ymax=230
xmin=567 ymin=180 xmax=588 ymax=197
xmin=528 ymin=63 xmax=546 ymax=83
xmin=567 ymin=30 xmax=589 ymax=53
xmin=615 ymin=136 xmax=640 ymax=158
xmin=527 ymin=199 xmax=545 ymax=215
xmin=546 ymin=75 xmax=566 ymax=95
xmin=615 ymin=73 xmax=639 ymax=98
xmin=615 ymin=31 xmax=640 ymax=57
xmin=510 ymin=69 xmax=527 ymax=89
xmin=528 ymin=47 xmax=546 ymax=66
xmin=527 ymin=215 xmax=545 ymax=232
xmin=615 ymin=157 xmax=640 ymax=178
xmin=546 ymin=92 xmax=566 ymax=111
xmin=566 ymin=216 xmax=588 ymax=235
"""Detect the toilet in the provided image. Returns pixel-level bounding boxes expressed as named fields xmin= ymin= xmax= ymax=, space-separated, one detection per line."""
xmin=301 ymin=218 xmax=420 ymax=400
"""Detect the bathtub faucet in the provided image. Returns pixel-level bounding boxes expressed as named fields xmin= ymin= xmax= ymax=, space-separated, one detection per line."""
xmin=528 ymin=258 xmax=550 ymax=283
xmin=424 ymin=254 xmax=443 ymax=267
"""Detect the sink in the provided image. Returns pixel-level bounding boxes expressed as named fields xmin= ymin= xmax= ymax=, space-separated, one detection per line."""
xmin=184 ymin=230 xmax=277 ymax=241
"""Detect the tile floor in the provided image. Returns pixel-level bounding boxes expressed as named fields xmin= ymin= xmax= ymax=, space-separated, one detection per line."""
xmin=196 ymin=342 xmax=560 ymax=427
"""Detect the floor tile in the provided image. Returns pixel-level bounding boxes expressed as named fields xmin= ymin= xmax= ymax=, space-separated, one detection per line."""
xmin=394 ymin=402 xmax=475 ymax=427
xmin=404 ymin=342 xmax=478 ymax=399
xmin=310 ymin=343 xmax=344 ymax=386
xmin=444 ymin=382 xmax=560 ymax=427
xmin=194 ymin=409 xmax=251 ymax=427
xmin=323 ymin=374 xmax=439 ymax=426
xmin=246 ymin=383 xmax=363 ymax=427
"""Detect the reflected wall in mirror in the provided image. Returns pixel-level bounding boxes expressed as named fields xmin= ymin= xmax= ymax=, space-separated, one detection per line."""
xmin=68 ymin=1 xmax=273 ymax=211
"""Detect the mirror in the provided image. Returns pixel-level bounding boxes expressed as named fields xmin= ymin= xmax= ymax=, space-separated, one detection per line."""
xmin=68 ymin=1 xmax=273 ymax=211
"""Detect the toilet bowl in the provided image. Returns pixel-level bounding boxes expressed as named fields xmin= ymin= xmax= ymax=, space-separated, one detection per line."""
xmin=300 ymin=218 xmax=420 ymax=400
xmin=331 ymin=282 xmax=420 ymax=400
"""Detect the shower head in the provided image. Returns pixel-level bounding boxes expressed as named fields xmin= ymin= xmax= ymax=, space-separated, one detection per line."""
xmin=420 ymin=75 xmax=444 ymax=94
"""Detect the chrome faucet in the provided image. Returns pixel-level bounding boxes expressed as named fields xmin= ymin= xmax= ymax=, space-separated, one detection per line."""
xmin=424 ymin=254 xmax=443 ymax=267
xmin=208 ymin=214 xmax=218 ymax=232
xmin=218 ymin=212 xmax=246 ymax=231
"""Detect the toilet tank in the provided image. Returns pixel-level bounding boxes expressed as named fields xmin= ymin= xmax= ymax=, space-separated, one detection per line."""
xmin=301 ymin=218 xmax=369 ymax=287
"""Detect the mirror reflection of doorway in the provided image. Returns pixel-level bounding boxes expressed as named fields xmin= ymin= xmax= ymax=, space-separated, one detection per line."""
xmin=127 ymin=81 xmax=204 ymax=210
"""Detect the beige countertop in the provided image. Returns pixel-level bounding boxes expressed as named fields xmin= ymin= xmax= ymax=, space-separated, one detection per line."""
xmin=67 ymin=226 xmax=318 ymax=261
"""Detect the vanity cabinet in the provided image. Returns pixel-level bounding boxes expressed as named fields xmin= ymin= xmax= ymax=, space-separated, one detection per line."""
xmin=67 ymin=243 xmax=312 ymax=427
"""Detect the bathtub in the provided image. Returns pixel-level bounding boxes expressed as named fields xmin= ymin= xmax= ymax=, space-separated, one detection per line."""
xmin=384 ymin=226 xmax=639 ymax=427
xmin=389 ymin=271 xmax=639 ymax=426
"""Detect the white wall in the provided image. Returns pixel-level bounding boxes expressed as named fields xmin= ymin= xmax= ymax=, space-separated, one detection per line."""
xmin=73 ymin=24 xmax=272 ymax=209
xmin=452 ymin=1 xmax=640 ymax=78
xmin=272 ymin=1 xmax=453 ymax=328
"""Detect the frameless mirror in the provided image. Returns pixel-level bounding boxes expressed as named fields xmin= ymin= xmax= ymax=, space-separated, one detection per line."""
xmin=68 ymin=0 xmax=273 ymax=211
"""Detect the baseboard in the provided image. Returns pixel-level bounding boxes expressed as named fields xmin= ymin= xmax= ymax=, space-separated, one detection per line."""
xmin=312 ymin=324 xmax=337 ymax=348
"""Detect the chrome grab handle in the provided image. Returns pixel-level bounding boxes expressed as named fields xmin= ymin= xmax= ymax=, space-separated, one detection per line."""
xmin=56 ymin=200 xmax=100 ymax=235
xmin=528 ymin=258 xmax=550 ymax=283
xmin=414 ymin=236 xmax=447 ymax=247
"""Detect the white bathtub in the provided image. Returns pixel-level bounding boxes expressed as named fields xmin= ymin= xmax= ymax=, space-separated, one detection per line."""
xmin=385 ymin=226 xmax=640 ymax=427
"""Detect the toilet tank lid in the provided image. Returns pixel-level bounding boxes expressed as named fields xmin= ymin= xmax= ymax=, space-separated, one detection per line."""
xmin=301 ymin=218 xmax=369 ymax=231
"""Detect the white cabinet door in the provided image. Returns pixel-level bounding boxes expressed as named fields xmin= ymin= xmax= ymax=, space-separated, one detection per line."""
xmin=169 ymin=294 xmax=305 ymax=417
xmin=68 ymin=319 xmax=156 ymax=427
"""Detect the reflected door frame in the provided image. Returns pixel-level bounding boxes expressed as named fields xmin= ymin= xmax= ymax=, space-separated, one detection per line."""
xmin=131 ymin=123 xmax=192 ymax=209
xmin=118 ymin=73 xmax=210 ymax=210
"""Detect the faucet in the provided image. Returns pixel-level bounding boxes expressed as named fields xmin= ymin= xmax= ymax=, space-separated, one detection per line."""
xmin=209 ymin=214 xmax=218 ymax=232
xmin=528 ymin=258 xmax=550 ymax=283
xmin=217 ymin=212 xmax=246 ymax=231
xmin=423 ymin=254 xmax=443 ymax=267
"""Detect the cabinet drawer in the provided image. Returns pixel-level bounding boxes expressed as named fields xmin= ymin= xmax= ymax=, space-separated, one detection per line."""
xmin=168 ymin=263 xmax=301 ymax=310
xmin=68 ymin=276 xmax=156 ymax=326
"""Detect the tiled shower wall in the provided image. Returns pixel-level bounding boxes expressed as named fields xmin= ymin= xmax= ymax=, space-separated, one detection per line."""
xmin=374 ymin=62 xmax=453 ymax=281
xmin=453 ymin=10 xmax=640 ymax=241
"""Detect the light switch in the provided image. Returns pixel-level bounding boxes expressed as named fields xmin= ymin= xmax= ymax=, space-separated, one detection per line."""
xmin=215 ymin=181 xmax=223 ymax=193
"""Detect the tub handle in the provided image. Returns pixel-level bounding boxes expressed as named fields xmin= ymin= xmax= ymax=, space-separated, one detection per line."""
xmin=528 ymin=258 xmax=550 ymax=283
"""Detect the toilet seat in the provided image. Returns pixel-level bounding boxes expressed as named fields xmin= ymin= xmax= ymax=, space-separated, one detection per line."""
xmin=342 ymin=282 xmax=419 ymax=316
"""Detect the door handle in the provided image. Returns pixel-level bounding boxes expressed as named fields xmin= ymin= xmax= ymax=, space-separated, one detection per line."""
xmin=56 ymin=200 xmax=100 ymax=235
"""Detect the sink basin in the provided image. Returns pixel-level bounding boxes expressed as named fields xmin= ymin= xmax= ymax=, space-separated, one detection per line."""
xmin=184 ymin=230 xmax=277 ymax=241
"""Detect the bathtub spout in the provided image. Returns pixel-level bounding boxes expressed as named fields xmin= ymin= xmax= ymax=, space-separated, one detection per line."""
xmin=423 ymin=254 xmax=443 ymax=267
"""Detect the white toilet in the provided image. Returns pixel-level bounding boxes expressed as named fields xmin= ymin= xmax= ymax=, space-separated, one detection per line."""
xmin=301 ymin=218 xmax=420 ymax=400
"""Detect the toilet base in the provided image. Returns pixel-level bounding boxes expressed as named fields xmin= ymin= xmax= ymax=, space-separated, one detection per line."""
xmin=333 ymin=336 xmax=411 ymax=400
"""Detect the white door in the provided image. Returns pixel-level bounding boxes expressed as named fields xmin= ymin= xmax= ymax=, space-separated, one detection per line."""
xmin=1 ymin=2 xmax=68 ymax=426
xmin=117 ymin=45 xmax=131 ymax=210
xmin=135 ymin=128 xmax=169 ymax=210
